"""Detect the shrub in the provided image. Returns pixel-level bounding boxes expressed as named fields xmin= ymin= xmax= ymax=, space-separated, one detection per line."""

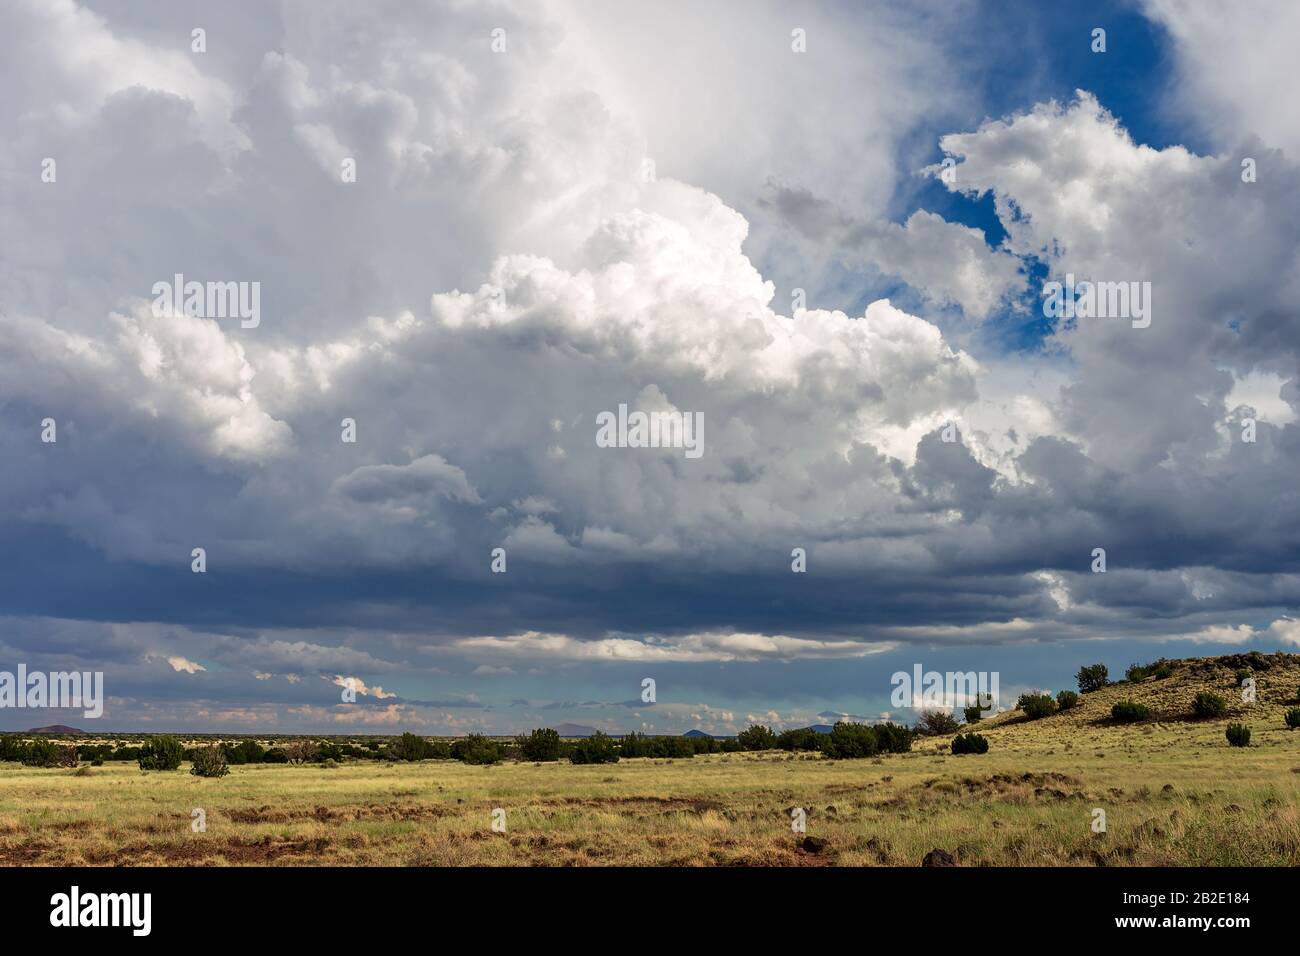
xmin=316 ymin=742 xmax=343 ymax=762
xmin=284 ymin=740 xmax=318 ymax=765
xmin=1284 ymin=708 xmax=1300 ymax=730
xmin=516 ymin=727 xmax=563 ymax=762
xmin=951 ymin=732 xmax=989 ymax=755
xmin=452 ymin=734 xmax=504 ymax=765
xmin=1225 ymin=723 xmax=1251 ymax=747
xmin=1056 ymin=690 xmax=1080 ymax=710
xmin=1076 ymin=664 xmax=1109 ymax=693
xmin=1111 ymin=701 xmax=1151 ymax=724
xmin=388 ymin=732 xmax=429 ymax=762
xmin=619 ymin=734 xmax=693 ymax=759
xmin=1234 ymin=668 xmax=1252 ymax=685
xmin=775 ymin=728 xmax=825 ymax=751
xmin=190 ymin=745 xmax=229 ymax=778
xmin=962 ymin=704 xmax=983 ymax=723
xmin=1018 ymin=693 xmax=1057 ymax=720
xmin=873 ymin=722 xmax=913 ymax=754
xmin=736 ymin=724 xmax=777 ymax=751
xmin=138 ymin=735 xmax=184 ymax=771
xmin=223 ymin=739 xmax=266 ymax=765
xmin=916 ymin=710 xmax=960 ymax=736
xmin=263 ymin=747 xmax=288 ymax=764
xmin=820 ymin=722 xmax=878 ymax=760
xmin=1192 ymin=691 xmax=1228 ymax=719
xmin=19 ymin=740 xmax=60 ymax=767
xmin=568 ymin=732 xmax=619 ymax=765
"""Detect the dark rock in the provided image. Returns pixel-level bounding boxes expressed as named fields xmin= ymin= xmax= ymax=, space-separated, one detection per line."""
xmin=922 ymin=848 xmax=956 ymax=867
xmin=800 ymin=836 xmax=829 ymax=854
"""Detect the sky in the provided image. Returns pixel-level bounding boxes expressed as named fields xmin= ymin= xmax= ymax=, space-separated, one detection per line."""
xmin=2 ymin=0 xmax=1299 ymax=735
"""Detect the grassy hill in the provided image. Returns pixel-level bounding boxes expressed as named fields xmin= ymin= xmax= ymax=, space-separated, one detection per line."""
xmin=972 ymin=651 xmax=1300 ymax=746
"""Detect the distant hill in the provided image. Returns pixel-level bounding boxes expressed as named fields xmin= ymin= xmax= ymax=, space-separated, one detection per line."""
xmin=799 ymin=724 xmax=835 ymax=734
xmin=682 ymin=729 xmax=712 ymax=738
xmin=554 ymin=723 xmax=601 ymax=738
xmin=27 ymin=725 xmax=84 ymax=734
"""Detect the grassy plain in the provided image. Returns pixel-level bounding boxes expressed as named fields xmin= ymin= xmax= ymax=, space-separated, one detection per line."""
xmin=3 ymin=656 xmax=1299 ymax=866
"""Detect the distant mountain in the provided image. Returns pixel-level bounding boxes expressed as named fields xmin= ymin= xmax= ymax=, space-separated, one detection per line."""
xmin=797 ymin=724 xmax=835 ymax=734
xmin=682 ymin=729 xmax=712 ymax=738
xmin=27 ymin=725 xmax=84 ymax=734
xmin=554 ymin=722 xmax=601 ymax=738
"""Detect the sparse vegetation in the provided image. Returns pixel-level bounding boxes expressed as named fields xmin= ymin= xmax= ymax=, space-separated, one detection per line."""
xmin=1226 ymin=723 xmax=1251 ymax=747
xmin=1284 ymin=708 xmax=1300 ymax=730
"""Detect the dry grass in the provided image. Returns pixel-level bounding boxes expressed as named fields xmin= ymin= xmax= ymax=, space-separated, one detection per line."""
xmin=2 ymin=655 xmax=1298 ymax=866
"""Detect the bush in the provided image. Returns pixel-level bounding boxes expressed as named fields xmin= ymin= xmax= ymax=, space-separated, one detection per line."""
xmin=452 ymin=734 xmax=504 ymax=765
xmin=1192 ymin=691 xmax=1227 ymax=719
xmin=568 ymin=732 xmax=619 ymax=765
xmin=223 ymin=739 xmax=266 ymax=765
xmin=1225 ymin=723 xmax=1251 ymax=747
xmin=916 ymin=710 xmax=960 ymax=736
xmin=1019 ymin=693 xmax=1058 ymax=720
xmin=516 ymin=727 xmax=563 ymax=762
xmin=1056 ymin=690 xmax=1080 ymax=710
xmin=1111 ymin=701 xmax=1151 ymax=724
xmin=775 ymin=728 xmax=826 ymax=751
xmin=285 ymin=740 xmax=318 ymax=765
xmin=19 ymin=740 xmax=60 ymax=767
xmin=388 ymin=732 xmax=429 ymax=762
xmin=619 ymin=734 xmax=693 ymax=759
xmin=873 ymin=722 xmax=913 ymax=754
xmin=736 ymin=724 xmax=777 ymax=751
xmin=962 ymin=704 xmax=983 ymax=723
xmin=951 ymin=732 xmax=989 ymax=755
xmin=820 ymin=721 xmax=878 ymax=760
xmin=138 ymin=735 xmax=184 ymax=771
xmin=1076 ymin=664 xmax=1109 ymax=693
xmin=190 ymin=745 xmax=229 ymax=778
xmin=1284 ymin=708 xmax=1300 ymax=730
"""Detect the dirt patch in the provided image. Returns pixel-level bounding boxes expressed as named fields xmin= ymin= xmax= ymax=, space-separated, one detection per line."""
xmin=83 ymin=836 xmax=335 ymax=865
xmin=223 ymin=802 xmax=453 ymax=824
